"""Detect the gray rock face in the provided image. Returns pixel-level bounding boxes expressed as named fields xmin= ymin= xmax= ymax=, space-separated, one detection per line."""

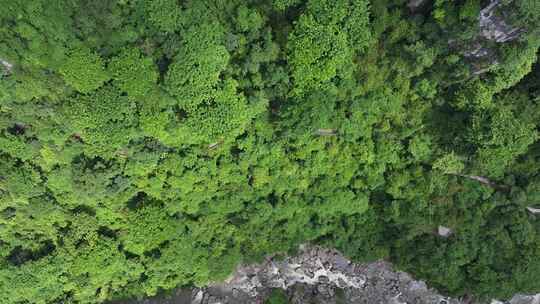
xmin=463 ymin=42 xmax=496 ymax=59
xmin=195 ymin=246 xmax=462 ymax=304
xmin=462 ymin=0 xmax=523 ymax=75
xmin=209 ymin=246 xmax=365 ymax=299
xmin=479 ymin=0 xmax=522 ymax=43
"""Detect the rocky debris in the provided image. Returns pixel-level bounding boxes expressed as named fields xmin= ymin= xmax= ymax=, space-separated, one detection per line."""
xmin=462 ymin=42 xmax=500 ymax=75
xmin=213 ymin=246 xmax=365 ymax=295
xmin=464 ymin=43 xmax=494 ymax=59
xmin=479 ymin=0 xmax=522 ymax=43
xmin=112 ymin=246 xmax=540 ymax=304
xmin=462 ymin=44 xmax=499 ymax=76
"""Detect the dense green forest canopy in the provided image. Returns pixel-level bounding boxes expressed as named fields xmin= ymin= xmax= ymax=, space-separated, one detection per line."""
xmin=1 ymin=0 xmax=540 ymax=303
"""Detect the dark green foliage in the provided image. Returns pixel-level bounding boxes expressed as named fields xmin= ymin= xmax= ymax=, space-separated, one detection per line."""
xmin=1 ymin=0 xmax=540 ymax=303
xmin=165 ymin=22 xmax=229 ymax=108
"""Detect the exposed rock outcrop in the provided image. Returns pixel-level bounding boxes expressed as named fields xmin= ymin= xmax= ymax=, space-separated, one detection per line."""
xmin=194 ymin=246 xmax=459 ymax=304
xmin=479 ymin=0 xmax=522 ymax=43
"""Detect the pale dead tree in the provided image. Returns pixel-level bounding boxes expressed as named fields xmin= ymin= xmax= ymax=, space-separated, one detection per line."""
xmin=208 ymin=139 xmax=224 ymax=150
xmin=1 ymin=58 xmax=13 ymax=75
xmin=450 ymin=173 xmax=510 ymax=191
xmin=315 ymin=129 xmax=337 ymax=136
xmin=527 ymin=206 xmax=540 ymax=215
xmin=208 ymin=142 xmax=221 ymax=150
xmin=437 ymin=226 xmax=453 ymax=238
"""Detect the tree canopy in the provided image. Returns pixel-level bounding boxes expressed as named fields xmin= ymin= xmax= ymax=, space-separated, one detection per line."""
xmin=1 ymin=0 xmax=539 ymax=303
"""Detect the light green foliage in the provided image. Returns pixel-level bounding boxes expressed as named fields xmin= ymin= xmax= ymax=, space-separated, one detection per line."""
xmin=287 ymin=14 xmax=350 ymax=95
xmin=0 ymin=255 xmax=68 ymax=304
xmin=137 ymin=92 xmax=172 ymax=141
xmin=473 ymin=104 xmax=538 ymax=178
xmin=235 ymin=6 xmax=264 ymax=33
xmin=120 ymin=202 xmax=183 ymax=255
xmin=59 ymin=47 xmax=109 ymax=93
xmin=143 ymin=0 xmax=182 ymax=32
xmin=1 ymin=0 xmax=540 ymax=303
xmin=343 ymin=0 xmax=373 ymax=52
xmin=164 ymin=18 xmax=266 ymax=144
xmin=184 ymin=79 xmax=263 ymax=143
xmin=409 ymin=135 xmax=433 ymax=162
xmin=62 ymin=85 xmax=136 ymax=157
xmin=0 ymin=157 xmax=44 ymax=208
xmin=433 ymin=152 xmax=464 ymax=175
xmin=67 ymin=237 xmax=145 ymax=302
xmin=165 ymin=22 xmax=230 ymax=108
xmin=108 ymin=48 xmax=158 ymax=98
xmin=287 ymin=0 xmax=371 ymax=95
